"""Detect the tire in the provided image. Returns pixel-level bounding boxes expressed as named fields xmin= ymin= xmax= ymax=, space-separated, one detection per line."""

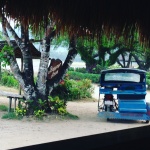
xmin=105 ymin=106 xmax=107 ymax=111
xmin=145 ymin=120 xmax=149 ymax=123
xmin=107 ymin=118 xmax=110 ymax=121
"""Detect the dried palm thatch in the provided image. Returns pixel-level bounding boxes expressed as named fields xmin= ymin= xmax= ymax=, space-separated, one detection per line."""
xmin=1 ymin=0 xmax=150 ymax=47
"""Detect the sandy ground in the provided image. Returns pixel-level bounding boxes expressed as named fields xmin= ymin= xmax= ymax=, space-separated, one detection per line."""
xmin=0 ymin=84 xmax=150 ymax=150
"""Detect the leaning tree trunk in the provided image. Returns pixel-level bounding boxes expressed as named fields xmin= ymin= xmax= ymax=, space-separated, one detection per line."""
xmin=131 ymin=53 xmax=145 ymax=70
xmin=3 ymin=18 xmax=37 ymax=101
xmin=36 ymin=26 xmax=56 ymax=101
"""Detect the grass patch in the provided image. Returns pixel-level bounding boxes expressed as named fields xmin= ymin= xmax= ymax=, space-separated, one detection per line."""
xmin=2 ymin=112 xmax=22 ymax=120
xmin=41 ymin=112 xmax=79 ymax=121
xmin=64 ymin=112 xmax=79 ymax=120
xmin=1 ymin=111 xmax=79 ymax=121
xmin=0 ymin=105 xmax=8 ymax=111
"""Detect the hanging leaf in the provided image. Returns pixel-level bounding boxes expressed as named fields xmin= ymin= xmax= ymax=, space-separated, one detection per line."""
xmin=0 ymin=44 xmax=14 ymax=67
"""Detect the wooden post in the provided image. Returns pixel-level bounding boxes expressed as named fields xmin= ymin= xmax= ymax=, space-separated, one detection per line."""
xmin=14 ymin=97 xmax=17 ymax=111
xmin=18 ymin=99 xmax=21 ymax=107
xmin=8 ymin=97 xmax=12 ymax=112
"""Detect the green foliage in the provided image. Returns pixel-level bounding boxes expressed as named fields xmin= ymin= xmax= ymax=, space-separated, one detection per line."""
xmin=0 ymin=70 xmax=36 ymax=88
xmin=0 ymin=70 xmax=19 ymax=88
xmin=14 ymin=99 xmax=32 ymax=118
xmin=52 ymin=32 xmax=69 ymax=49
xmin=92 ymin=59 xmax=110 ymax=74
xmin=68 ymin=71 xmax=100 ymax=83
xmin=51 ymin=75 xmax=94 ymax=100
xmin=15 ymin=106 xmax=27 ymax=117
xmin=13 ymin=99 xmax=46 ymax=119
xmin=2 ymin=112 xmax=19 ymax=119
xmin=57 ymin=107 xmax=67 ymax=116
xmin=146 ymin=72 xmax=150 ymax=80
xmin=78 ymin=79 xmax=94 ymax=98
xmin=101 ymin=34 xmax=115 ymax=48
xmin=0 ymin=31 xmax=5 ymax=40
xmin=34 ymin=109 xmax=45 ymax=119
xmin=66 ymin=80 xmax=81 ymax=99
xmin=37 ymin=99 xmax=47 ymax=110
xmin=0 ymin=45 xmax=14 ymax=67
xmin=0 ymin=105 xmax=8 ymax=111
xmin=48 ymin=96 xmax=67 ymax=115
xmin=12 ymin=96 xmax=67 ymax=119
xmin=146 ymin=79 xmax=150 ymax=89
xmin=146 ymin=72 xmax=150 ymax=89
xmin=108 ymin=64 xmax=121 ymax=69
xmin=68 ymin=67 xmax=74 ymax=71
xmin=68 ymin=67 xmax=87 ymax=73
xmin=77 ymin=38 xmax=97 ymax=65
xmin=75 ymin=67 xmax=87 ymax=73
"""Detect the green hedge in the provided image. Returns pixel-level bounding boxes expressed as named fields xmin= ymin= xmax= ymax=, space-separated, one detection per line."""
xmin=67 ymin=71 xmax=100 ymax=83
xmin=2 ymin=70 xmax=150 ymax=89
xmin=68 ymin=71 xmax=150 ymax=88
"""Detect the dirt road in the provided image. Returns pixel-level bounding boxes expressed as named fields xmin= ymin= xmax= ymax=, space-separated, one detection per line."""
xmin=0 ymin=85 xmax=150 ymax=150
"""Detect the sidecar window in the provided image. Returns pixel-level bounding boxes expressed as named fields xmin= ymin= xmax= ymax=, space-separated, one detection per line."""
xmin=104 ymin=73 xmax=140 ymax=82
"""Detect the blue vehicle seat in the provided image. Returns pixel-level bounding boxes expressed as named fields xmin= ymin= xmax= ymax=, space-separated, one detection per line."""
xmin=118 ymin=99 xmax=147 ymax=113
xmin=118 ymin=94 xmax=146 ymax=100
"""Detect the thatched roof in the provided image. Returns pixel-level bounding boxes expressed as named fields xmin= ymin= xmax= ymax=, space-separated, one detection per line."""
xmin=0 ymin=40 xmax=41 ymax=59
xmin=1 ymin=0 xmax=150 ymax=47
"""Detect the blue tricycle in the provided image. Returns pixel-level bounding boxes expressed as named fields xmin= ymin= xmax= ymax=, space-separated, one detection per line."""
xmin=98 ymin=68 xmax=150 ymax=123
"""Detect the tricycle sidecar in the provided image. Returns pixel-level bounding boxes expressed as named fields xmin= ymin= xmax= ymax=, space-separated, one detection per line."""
xmin=98 ymin=68 xmax=150 ymax=123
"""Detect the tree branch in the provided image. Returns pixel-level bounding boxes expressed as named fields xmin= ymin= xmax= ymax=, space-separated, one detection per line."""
xmin=126 ymin=53 xmax=132 ymax=68
xmin=121 ymin=54 xmax=126 ymax=67
xmin=107 ymin=49 xmax=124 ymax=67
xmin=48 ymin=35 xmax=77 ymax=94
xmin=4 ymin=17 xmax=22 ymax=45
xmin=116 ymin=58 xmax=124 ymax=68
xmin=131 ymin=53 xmax=143 ymax=67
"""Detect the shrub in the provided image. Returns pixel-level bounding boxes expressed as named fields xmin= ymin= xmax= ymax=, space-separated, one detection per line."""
xmin=68 ymin=67 xmax=74 ymax=71
xmin=0 ymin=105 xmax=8 ymax=111
xmin=0 ymin=71 xmax=19 ymax=88
xmin=51 ymin=77 xmax=94 ymax=100
xmin=146 ymin=72 xmax=150 ymax=89
xmin=15 ymin=107 xmax=27 ymax=117
xmin=77 ymin=79 xmax=94 ymax=98
xmin=2 ymin=112 xmax=19 ymax=119
xmin=75 ymin=67 xmax=87 ymax=73
xmin=34 ymin=109 xmax=45 ymax=119
xmin=48 ymin=96 xmax=67 ymax=115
